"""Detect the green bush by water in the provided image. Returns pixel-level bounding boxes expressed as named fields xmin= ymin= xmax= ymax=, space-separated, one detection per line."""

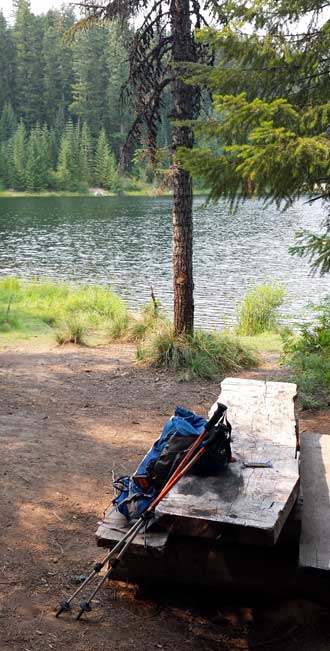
xmin=283 ymin=296 xmax=330 ymax=409
xmin=236 ymin=283 xmax=285 ymax=336
xmin=137 ymin=321 xmax=258 ymax=379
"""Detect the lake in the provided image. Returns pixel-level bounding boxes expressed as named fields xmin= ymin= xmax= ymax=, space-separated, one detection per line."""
xmin=0 ymin=195 xmax=328 ymax=329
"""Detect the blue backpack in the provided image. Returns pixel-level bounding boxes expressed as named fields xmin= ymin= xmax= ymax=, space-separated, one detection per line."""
xmin=113 ymin=406 xmax=231 ymax=521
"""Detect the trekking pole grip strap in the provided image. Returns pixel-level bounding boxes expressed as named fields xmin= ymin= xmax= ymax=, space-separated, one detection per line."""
xmin=205 ymin=402 xmax=227 ymax=431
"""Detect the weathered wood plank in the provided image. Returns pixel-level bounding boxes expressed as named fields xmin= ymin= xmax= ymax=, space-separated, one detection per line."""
xmin=157 ymin=378 xmax=299 ymax=545
xmin=96 ymin=508 xmax=169 ymax=554
xmin=299 ymin=432 xmax=330 ymax=571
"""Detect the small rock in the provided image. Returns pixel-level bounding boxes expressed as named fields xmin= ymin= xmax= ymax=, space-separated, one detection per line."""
xmin=72 ymin=574 xmax=86 ymax=585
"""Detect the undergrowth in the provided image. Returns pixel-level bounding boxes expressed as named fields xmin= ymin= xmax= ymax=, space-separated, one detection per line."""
xmin=236 ymin=283 xmax=285 ymax=336
xmin=283 ymin=296 xmax=330 ymax=409
xmin=137 ymin=321 xmax=258 ymax=379
xmin=0 ymin=277 xmax=129 ymax=344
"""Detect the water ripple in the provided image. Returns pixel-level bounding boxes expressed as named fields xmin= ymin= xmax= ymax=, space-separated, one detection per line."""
xmin=0 ymin=195 xmax=328 ymax=329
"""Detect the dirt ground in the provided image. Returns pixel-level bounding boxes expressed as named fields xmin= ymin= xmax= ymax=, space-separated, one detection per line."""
xmin=0 ymin=340 xmax=329 ymax=651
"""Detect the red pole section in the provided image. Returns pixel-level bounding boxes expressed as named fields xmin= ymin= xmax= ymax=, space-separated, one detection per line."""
xmin=146 ymin=447 xmax=205 ymax=513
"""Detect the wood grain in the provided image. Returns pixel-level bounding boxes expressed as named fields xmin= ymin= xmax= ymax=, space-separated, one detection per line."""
xmin=299 ymin=432 xmax=330 ymax=571
xmin=156 ymin=378 xmax=299 ymax=545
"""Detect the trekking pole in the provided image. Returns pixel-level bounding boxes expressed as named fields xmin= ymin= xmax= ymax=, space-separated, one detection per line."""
xmin=75 ymin=445 xmax=207 ymax=620
xmin=55 ymin=516 xmax=143 ymax=617
xmin=73 ymin=402 xmax=226 ymax=620
xmin=56 ymin=402 xmax=226 ymax=619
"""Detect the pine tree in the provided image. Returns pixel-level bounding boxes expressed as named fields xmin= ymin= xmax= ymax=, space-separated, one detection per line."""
xmin=56 ymin=120 xmax=80 ymax=190
xmin=79 ymin=121 xmax=93 ymax=186
xmin=179 ymin=0 xmax=330 ymax=273
xmin=0 ymin=103 xmax=17 ymax=142
xmin=42 ymin=9 xmax=74 ymax=127
xmin=78 ymin=0 xmax=222 ymax=335
xmin=94 ymin=128 xmax=113 ymax=189
xmin=10 ymin=120 xmax=27 ymax=190
xmin=25 ymin=124 xmax=51 ymax=191
xmin=0 ymin=11 xmax=16 ymax=111
xmin=13 ymin=0 xmax=44 ymax=126
xmin=105 ymin=20 xmax=132 ymax=157
xmin=70 ymin=25 xmax=110 ymax=139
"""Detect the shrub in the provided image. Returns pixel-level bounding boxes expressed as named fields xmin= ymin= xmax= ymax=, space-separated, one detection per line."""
xmin=56 ymin=315 xmax=88 ymax=345
xmin=108 ymin=314 xmax=130 ymax=340
xmin=137 ymin=322 xmax=258 ymax=379
xmin=283 ymin=295 xmax=330 ymax=409
xmin=236 ymin=283 xmax=285 ymax=336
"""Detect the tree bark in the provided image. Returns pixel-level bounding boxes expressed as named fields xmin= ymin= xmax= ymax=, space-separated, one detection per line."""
xmin=171 ymin=0 xmax=195 ymax=335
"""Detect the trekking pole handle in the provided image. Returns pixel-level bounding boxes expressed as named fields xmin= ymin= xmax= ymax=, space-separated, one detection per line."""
xmin=205 ymin=402 xmax=227 ymax=431
xmin=147 ymin=446 xmax=206 ymax=513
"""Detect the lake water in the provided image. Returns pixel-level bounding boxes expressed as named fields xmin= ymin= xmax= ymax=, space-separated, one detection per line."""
xmin=0 ymin=195 xmax=328 ymax=329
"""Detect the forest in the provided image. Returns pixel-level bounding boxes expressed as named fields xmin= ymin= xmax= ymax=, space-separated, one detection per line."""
xmin=0 ymin=0 xmax=172 ymax=193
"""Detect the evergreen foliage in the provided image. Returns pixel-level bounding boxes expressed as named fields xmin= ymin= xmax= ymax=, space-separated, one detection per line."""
xmin=94 ymin=128 xmax=119 ymax=190
xmin=11 ymin=120 xmax=26 ymax=190
xmin=179 ymin=0 xmax=330 ymax=273
xmin=284 ymin=296 xmax=330 ymax=408
xmin=25 ymin=125 xmax=51 ymax=191
xmin=0 ymin=1 xmax=171 ymax=192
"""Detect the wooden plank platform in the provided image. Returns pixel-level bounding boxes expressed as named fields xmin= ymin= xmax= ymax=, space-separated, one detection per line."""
xmin=156 ymin=378 xmax=299 ymax=545
xmin=299 ymin=432 xmax=330 ymax=571
xmin=96 ymin=508 xmax=169 ymax=555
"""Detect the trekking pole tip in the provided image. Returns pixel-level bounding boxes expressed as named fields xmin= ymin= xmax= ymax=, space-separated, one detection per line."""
xmin=55 ymin=600 xmax=71 ymax=617
xmin=76 ymin=600 xmax=92 ymax=620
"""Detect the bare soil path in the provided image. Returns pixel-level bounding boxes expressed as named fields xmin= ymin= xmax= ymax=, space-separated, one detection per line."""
xmin=0 ymin=341 xmax=329 ymax=651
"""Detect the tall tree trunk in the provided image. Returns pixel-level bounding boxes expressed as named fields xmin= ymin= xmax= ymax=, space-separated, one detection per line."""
xmin=171 ymin=0 xmax=195 ymax=335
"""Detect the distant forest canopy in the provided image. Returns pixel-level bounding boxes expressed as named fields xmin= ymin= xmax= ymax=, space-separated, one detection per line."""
xmin=0 ymin=0 xmax=173 ymax=192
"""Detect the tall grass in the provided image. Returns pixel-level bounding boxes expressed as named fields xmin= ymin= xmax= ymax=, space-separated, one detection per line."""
xmin=236 ymin=283 xmax=285 ymax=336
xmin=137 ymin=321 xmax=258 ymax=379
xmin=128 ymin=301 xmax=167 ymax=340
xmin=0 ymin=277 xmax=129 ymax=344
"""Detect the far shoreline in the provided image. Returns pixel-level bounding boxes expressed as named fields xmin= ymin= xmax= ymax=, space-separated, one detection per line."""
xmin=0 ymin=189 xmax=209 ymax=199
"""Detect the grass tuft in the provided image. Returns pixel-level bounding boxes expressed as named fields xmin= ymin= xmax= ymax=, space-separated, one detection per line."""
xmin=128 ymin=301 xmax=167 ymax=341
xmin=236 ymin=283 xmax=285 ymax=336
xmin=55 ymin=315 xmax=88 ymax=345
xmin=137 ymin=321 xmax=258 ymax=379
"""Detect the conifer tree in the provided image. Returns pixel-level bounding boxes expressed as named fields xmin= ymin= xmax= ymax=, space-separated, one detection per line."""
xmin=70 ymin=25 xmax=110 ymax=138
xmin=25 ymin=124 xmax=51 ymax=191
xmin=10 ymin=120 xmax=27 ymax=190
xmin=94 ymin=128 xmax=117 ymax=189
xmin=105 ymin=21 xmax=133 ymax=157
xmin=79 ymin=121 xmax=93 ymax=186
xmin=13 ymin=0 xmax=43 ymax=126
xmin=179 ymin=0 xmax=330 ymax=273
xmin=42 ymin=9 xmax=74 ymax=127
xmin=79 ymin=0 xmax=223 ymax=334
xmin=0 ymin=103 xmax=17 ymax=142
xmin=56 ymin=120 xmax=80 ymax=190
xmin=0 ymin=11 xmax=15 ymax=110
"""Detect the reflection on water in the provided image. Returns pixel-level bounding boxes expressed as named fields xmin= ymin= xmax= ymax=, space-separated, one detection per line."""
xmin=0 ymin=195 xmax=328 ymax=329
